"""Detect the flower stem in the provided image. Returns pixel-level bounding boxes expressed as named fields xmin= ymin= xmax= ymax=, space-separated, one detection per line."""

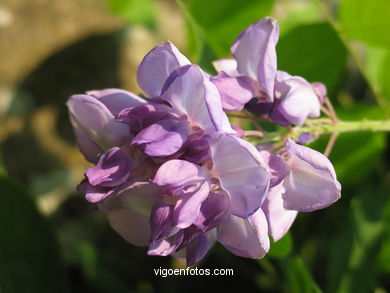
xmin=257 ymin=119 xmax=390 ymax=143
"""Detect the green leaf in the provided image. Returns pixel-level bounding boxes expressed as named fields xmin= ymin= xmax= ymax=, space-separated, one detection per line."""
xmin=284 ymin=256 xmax=323 ymax=293
xmin=277 ymin=23 xmax=347 ymax=92
xmin=177 ymin=0 xmax=217 ymax=73
xmin=0 ymin=176 xmax=69 ymax=293
xmin=187 ymin=0 xmax=274 ymax=57
xmin=339 ymin=0 xmax=390 ymax=48
xmin=327 ymin=185 xmax=387 ymax=293
xmin=267 ymin=232 xmax=293 ymax=259
xmin=106 ymin=0 xmax=156 ymax=29
xmin=308 ymin=105 xmax=387 ymax=186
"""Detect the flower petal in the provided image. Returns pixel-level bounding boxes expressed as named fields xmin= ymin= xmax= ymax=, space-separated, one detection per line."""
xmin=67 ymin=94 xmax=129 ymax=150
xmin=137 ymin=41 xmax=191 ymax=98
xmin=98 ymin=183 xmax=159 ymax=246
xmin=231 ymin=17 xmax=279 ymax=100
xmin=132 ymin=119 xmax=189 ymax=157
xmin=262 ymin=183 xmax=297 ymax=241
xmin=282 ymin=139 xmax=341 ymax=212
xmin=210 ymin=134 xmax=270 ymax=218
xmin=87 ymin=88 xmax=146 ymax=116
xmin=153 ymin=159 xmax=207 ymax=188
xmin=211 ymin=73 xmax=256 ymax=111
xmin=173 ymin=181 xmax=210 ymax=229
xmin=186 ymin=230 xmax=216 ymax=266
xmin=161 ymin=64 xmax=234 ymax=133
xmin=272 ymin=72 xmax=321 ymax=126
xmin=85 ymin=147 xmax=133 ymax=187
xmin=217 ymin=209 xmax=270 ymax=258
xmin=212 ymin=58 xmax=238 ymax=75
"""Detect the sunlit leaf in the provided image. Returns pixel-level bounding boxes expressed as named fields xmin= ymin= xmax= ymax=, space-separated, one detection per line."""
xmin=277 ymin=23 xmax=347 ymax=92
xmin=186 ymin=0 xmax=274 ymax=57
xmin=106 ymin=0 xmax=156 ymax=29
xmin=339 ymin=0 xmax=390 ymax=48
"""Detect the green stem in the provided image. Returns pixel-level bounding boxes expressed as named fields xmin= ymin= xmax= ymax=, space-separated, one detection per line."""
xmin=258 ymin=119 xmax=390 ymax=143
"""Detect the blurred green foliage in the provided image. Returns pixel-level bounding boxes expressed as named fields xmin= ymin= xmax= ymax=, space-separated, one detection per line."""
xmin=0 ymin=176 xmax=69 ymax=293
xmin=1 ymin=0 xmax=390 ymax=292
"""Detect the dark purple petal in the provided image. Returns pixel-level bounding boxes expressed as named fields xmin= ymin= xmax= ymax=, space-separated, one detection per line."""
xmin=245 ymin=98 xmax=274 ymax=117
xmin=217 ymin=209 xmax=270 ymax=258
xmin=186 ymin=230 xmax=216 ymax=266
xmin=282 ymin=139 xmax=341 ymax=212
xmin=132 ymin=119 xmax=189 ymax=157
xmin=209 ymin=134 xmax=270 ymax=218
xmin=194 ymin=192 xmax=229 ymax=231
xmin=180 ymin=139 xmax=210 ymax=165
xmin=150 ymin=202 xmax=174 ymax=241
xmin=137 ymin=41 xmax=190 ymax=98
xmin=85 ymin=147 xmax=133 ymax=187
xmin=262 ymin=183 xmax=297 ymax=241
xmin=210 ymin=73 xmax=256 ymax=111
xmin=260 ymin=150 xmax=289 ymax=187
xmin=231 ymin=17 xmax=279 ymax=101
xmin=78 ymin=180 xmax=114 ymax=203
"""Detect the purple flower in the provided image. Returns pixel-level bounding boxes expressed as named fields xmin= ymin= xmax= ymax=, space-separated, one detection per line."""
xmin=261 ymin=138 xmax=341 ymax=241
xmin=67 ymin=23 xmax=342 ymax=266
xmin=211 ymin=17 xmax=324 ymax=126
xmin=211 ymin=17 xmax=279 ymax=111
xmin=67 ymin=89 xmax=145 ymax=163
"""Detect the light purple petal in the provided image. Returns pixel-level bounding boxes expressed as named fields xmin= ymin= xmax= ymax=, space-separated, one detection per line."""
xmin=98 ymin=182 xmax=159 ymax=246
xmin=212 ymin=59 xmax=238 ymax=75
xmin=209 ymin=134 xmax=270 ymax=218
xmin=153 ymin=159 xmax=207 ymax=188
xmin=282 ymin=139 xmax=341 ymax=212
xmin=85 ymin=147 xmax=133 ymax=187
xmin=70 ymin=117 xmax=103 ymax=163
xmin=137 ymin=41 xmax=191 ymax=98
xmin=262 ymin=183 xmax=297 ymax=241
xmin=160 ymin=64 xmax=234 ymax=133
xmin=217 ymin=208 xmax=270 ymax=258
xmin=132 ymin=119 xmax=189 ymax=157
xmin=148 ymin=230 xmax=184 ymax=256
xmin=67 ymin=94 xmax=129 ymax=149
xmin=311 ymin=82 xmax=327 ymax=104
xmin=231 ymin=17 xmax=279 ymax=100
xmin=87 ymin=88 xmax=146 ymax=116
xmin=211 ymin=73 xmax=256 ymax=111
xmin=173 ymin=181 xmax=210 ymax=229
xmin=273 ymin=73 xmax=321 ymax=126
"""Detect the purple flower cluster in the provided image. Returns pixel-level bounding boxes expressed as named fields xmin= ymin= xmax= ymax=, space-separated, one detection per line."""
xmin=67 ymin=17 xmax=341 ymax=265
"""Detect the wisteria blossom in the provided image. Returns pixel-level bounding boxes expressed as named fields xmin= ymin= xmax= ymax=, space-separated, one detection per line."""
xmin=67 ymin=16 xmax=341 ymax=266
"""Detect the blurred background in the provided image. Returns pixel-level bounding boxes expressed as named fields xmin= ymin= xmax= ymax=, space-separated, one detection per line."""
xmin=0 ymin=0 xmax=390 ymax=292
